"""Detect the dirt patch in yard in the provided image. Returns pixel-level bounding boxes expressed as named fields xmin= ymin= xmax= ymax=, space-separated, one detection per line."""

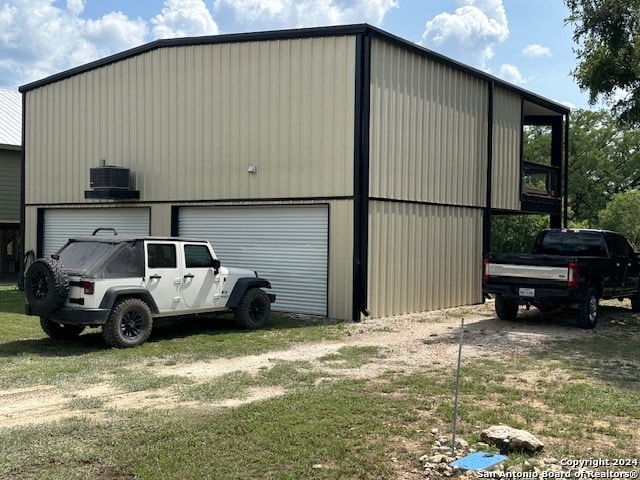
xmin=1 ymin=300 xmax=638 ymax=430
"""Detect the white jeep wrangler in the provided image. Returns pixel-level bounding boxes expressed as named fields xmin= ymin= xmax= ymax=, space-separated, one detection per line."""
xmin=24 ymin=228 xmax=275 ymax=348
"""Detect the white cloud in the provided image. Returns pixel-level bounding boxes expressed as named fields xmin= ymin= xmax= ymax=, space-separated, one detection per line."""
xmin=152 ymin=0 xmax=219 ymax=39
xmin=66 ymin=0 xmax=84 ymax=16
xmin=85 ymin=13 xmax=148 ymax=54
xmin=420 ymin=0 xmax=509 ymax=69
xmin=522 ymin=44 xmax=550 ymax=57
xmin=498 ymin=63 xmax=526 ymax=85
xmin=215 ymin=0 xmax=398 ymax=29
xmin=0 ymin=0 xmax=223 ymax=89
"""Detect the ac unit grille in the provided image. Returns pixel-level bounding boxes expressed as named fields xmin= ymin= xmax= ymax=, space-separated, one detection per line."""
xmin=90 ymin=166 xmax=130 ymax=190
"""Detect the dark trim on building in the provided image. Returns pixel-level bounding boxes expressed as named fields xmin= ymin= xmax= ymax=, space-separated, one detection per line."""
xmin=170 ymin=206 xmax=179 ymax=237
xmin=36 ymin=209 xmax=45 ymax=258
xmin=483 ymin=81 xmax=494 ymax=255
xmin=352 ymin=32 xmax=371 ymax=322
xmin=368 ymin=197 xmax=486 ymax=212
xmin=563 ymin=112 xmax=570 ymax=227
xmin=0 ymin=144 xmax=21 ymax=151
xmin=519 ymin=99 xmax=525 ymax=201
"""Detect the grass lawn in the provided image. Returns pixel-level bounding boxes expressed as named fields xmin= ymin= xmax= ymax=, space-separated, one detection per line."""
xmin=0 ymin=286 xmax=638 ymax=479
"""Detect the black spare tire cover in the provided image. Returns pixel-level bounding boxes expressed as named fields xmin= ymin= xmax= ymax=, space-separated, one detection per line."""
xmin=25 ymin=258 xmax=70 ymax=313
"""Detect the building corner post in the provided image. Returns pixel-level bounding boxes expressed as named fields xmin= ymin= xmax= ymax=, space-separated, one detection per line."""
xmin=352 ymin=31 xmax=372 ymax=321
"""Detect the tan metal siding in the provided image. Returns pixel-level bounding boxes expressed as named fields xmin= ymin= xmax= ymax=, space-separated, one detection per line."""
xmin=24 ymin=36 xmax=356 ymax=204
xmin=327 ymin=200 xmax=353 ymax=320
xmin=367 ymin=200 xmax=483 ymax=318
xmin=0 ymin=149 xmax=20 ymax=223
xmin=369 ymin=38 xmax=488 ymax=207
xmin=492 ymin=87 xmax=521 ymax=210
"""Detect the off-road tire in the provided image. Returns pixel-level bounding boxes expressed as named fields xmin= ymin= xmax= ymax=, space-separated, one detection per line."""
xmin=631 ymin=290 xmax=640 ymax=312
xmin=234 ymin=288 xmax=271 ymax=329
xmin=102 ymin=298 xmax=153 ymax=348
xmin=576 ymin=288 xmax=598 ymax=329
xmin=24 ymin=258 xmax=69 ymax=313
xmin=495 ymin=295 xmax=519 ymax=321
xmin=40 ymin=317 xmax=85 ymax=340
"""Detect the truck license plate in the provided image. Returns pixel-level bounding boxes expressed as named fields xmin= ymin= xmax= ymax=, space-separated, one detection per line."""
xmin=519 ymin=288 xmax=535 ymax=297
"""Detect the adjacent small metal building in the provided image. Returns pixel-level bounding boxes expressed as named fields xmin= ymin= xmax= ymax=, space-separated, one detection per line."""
xmin=0 ymin=88 xmax=22 ymax=276
xmin=19 ymin=24 xmax=570 ymax=321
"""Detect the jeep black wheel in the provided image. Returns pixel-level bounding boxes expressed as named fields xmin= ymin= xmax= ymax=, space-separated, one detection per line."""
xmin=234 ymin=288 xmax=271 ymax=329
xmin=40 ymin=317 xmax=85 ymax=340
xmin=495 ymin=295 xmax=518 ymax=321
xmin=25 ymin=258 xmax=69 ymax=314
xmin=102 ymin=298 xmax=153 ymax=348
xmin=576 ymin=288 xmax=598 ymax=329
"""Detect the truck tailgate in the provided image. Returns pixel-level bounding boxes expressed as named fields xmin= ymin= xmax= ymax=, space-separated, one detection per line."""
xmin=485 ymin=263 xmax=569 ymax=281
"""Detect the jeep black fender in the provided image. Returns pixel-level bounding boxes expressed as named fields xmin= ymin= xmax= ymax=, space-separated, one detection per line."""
xmin=226 ymin=277 xmax=273 ymax=308
xmin=99 ymin=287 xmax=160 ymax=313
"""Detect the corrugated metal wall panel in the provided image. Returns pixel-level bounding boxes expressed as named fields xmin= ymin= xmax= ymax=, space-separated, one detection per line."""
xmin=369 ymin=38 xmax=488 ymax=207
xmin=0 ymin=150 xmax=20 ymax=223
xmin=43 ymin=207 xmax=150 ymax=256
xmin=367 ymin=200 xmax=483 ymax=318
xmin=178 ymin=205 xmax=329 ymax=316
xmin=24 ymin=36 xmax=356 ymax=205
xmin=327 ymin=200 xmax=354 ymax=320
xmin=492 ymin=87 xmax=521 ymax=210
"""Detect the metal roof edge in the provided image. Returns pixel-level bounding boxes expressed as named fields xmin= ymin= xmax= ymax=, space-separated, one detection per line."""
xmin=18 ymin=22 xmax=570 ymax=114
xmin=18 ymin=24 xmax=370 ymax=93
xmin=0 ymin=143 xmax=21 ymax=151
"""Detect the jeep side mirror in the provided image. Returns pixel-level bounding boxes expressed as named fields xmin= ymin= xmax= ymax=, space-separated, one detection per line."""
xmin=213 ymin=258 xmax=221 ymax=274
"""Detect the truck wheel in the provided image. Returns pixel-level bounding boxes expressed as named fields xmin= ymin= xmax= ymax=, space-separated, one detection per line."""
xmin=40 ymin=317 xmax=85 ymax=339
xmin=495 ymin=295 xmax=518 ymax=320
xmin=24 ymin=258 xmax=69 ymax=313
xmin=102 ymin=298 xmax=153 ymax=348
xmin=234 ymin=288 xmax=271 ymax=329
xmin=576 ymin=288 xmax=598 ymax=329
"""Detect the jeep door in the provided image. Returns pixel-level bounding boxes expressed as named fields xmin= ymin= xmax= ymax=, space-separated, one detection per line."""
xmin=181 ymin=243 xmax=223 ymax=309
xmin=145 ymin=242 xmax=183 ymax=311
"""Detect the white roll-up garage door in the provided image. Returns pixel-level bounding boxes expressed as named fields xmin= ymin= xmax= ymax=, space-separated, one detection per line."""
xmin=43 ymin=208 xmax=150 ymax=257
xmin=178 ymin=205 xmax=328 ymax=316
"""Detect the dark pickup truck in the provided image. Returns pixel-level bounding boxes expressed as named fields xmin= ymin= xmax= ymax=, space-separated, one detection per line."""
xmin=483 ymin=229 xmax=640 ymax=328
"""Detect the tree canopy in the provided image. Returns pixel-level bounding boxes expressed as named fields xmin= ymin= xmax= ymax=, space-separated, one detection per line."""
xmin=567 ymin=109 xmax=640 ymax=224
xmin=598 ymin=189 xmax=640 ymax=246
xmin=565 ymin=0 xmax=640 ymax=125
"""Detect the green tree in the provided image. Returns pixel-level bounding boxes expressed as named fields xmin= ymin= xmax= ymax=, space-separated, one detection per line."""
xmin=565 ymin=0 xmax=640 ymax=125
xmin=490 ymin=214 xmax=549 ymax=253
xmin=597 ymin=189 xmax=640 ymax=245
xmin=568 ymin=109 xmax=640 ymax=224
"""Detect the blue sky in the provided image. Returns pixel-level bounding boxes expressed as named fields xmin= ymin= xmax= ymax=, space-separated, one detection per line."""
xmin=0 ymin=0 xmax=589 ymax=109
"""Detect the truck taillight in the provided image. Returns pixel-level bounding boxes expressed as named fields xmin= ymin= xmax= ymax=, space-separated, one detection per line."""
xmin=82 ymin=281 xmax=95 ymax=295
xmin=483 ymin=258 xmax=490 ymax=281
xmin=568 ymin=263 xmax=579 ymax=287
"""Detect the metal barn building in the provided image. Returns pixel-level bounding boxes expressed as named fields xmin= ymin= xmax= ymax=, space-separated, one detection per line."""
xmin=19 ymin=24 xmax=569 ymax=321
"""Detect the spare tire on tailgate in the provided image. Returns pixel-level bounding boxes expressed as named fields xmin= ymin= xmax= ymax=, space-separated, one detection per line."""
xmin=25 ymin=258 xmax=70 ymax=313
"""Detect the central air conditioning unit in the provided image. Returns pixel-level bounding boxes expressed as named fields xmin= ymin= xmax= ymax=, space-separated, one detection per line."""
xmin=90 ymin=166 xmax=130 ymax=190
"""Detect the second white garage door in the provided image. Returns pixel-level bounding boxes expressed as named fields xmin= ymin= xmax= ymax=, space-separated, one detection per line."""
xmin=178 ymin=205 xmax=328 ymax=316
